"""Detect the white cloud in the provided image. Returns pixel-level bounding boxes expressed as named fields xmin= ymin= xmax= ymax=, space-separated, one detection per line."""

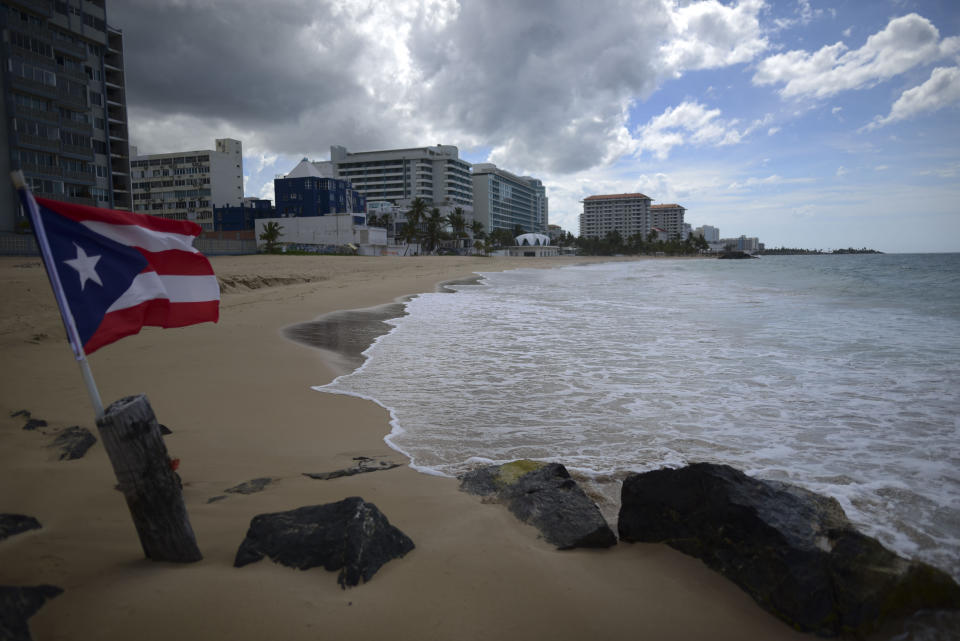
xmin=635 ymin=101 xmax=770 ymax=159
xmin=659 ymin=0 xmax=768 ymax=74
xmin=875 ymin=165 xmax=890 ymax=171
xmin=863 ymin=66 xmax=960 ymax=130
xmin=767 ymin=126 xmax=781 ymax=135
xmin=836 ymin=166 xmax=848 ymax=177
xmin=753 ymin=13 xmax=960 ymax=99
xmin=832 ymin=106 xmax=843 ymax=114
xmin=727 ymin=174 xmax=815 ymax=190
xmin=773 ymin=0 xmax=825 ymax=30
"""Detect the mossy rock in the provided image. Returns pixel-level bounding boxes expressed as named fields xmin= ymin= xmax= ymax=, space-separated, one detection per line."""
xmin=493 ymin=460 xmax=548 ymax=488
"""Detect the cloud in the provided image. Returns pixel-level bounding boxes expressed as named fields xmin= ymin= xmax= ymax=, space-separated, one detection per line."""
xmin=773 ymin=0 xmax=824 ymax=31
xmin=659 ymin=0 xmax=768 ymax=74
xmin=863 ymin=66 xmax=960 ymax=130
xmin=109 ymin=0 xmax=771 ymax=178
xmin=752 ymin=13 xmax=960 ymax=99
xmin=836 ymin=166 xmax=848 ymax=177
xmin=635 ymin=101 xmax=770 ymax=159
xmin=727 ymin=174 xmax=815 ymax=190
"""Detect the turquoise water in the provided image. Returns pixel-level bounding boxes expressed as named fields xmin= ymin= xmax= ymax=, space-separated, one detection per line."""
xmin=319 ymin=254 xmax=960 ymax=580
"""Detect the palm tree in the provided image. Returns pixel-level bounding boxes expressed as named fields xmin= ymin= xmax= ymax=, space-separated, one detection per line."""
xmin=402 ymin=197 xmax=428 ymax=252
xmin=446 ymin=207 xmax=467 ymax=251
xmin=424 ymin=207 xmax=445 ymax=253
xmin=469 ymin=219 xmax=484 ymax=241
xmin=259 ymin=221 xmax=283 ymax=253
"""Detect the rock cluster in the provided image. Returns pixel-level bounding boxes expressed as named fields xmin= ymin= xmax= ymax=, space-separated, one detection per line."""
xmin=234 ymin=497 xmax=414 ymax=588
xmin=0 ymin=515 xmax=41 ymax=543
xmin=460 ymin=460 xmax=616 ymax=550
xmin=618 ymin=462 xmax=960 ymax=637
xmin=0 ymin=585 xmax=63 ymax=641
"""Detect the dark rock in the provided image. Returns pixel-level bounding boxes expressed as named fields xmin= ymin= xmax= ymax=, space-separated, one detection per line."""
xmin=224 ymin=477 xmax=274 ymax=495
xmin=234 ymin=497 xmax=414 ymax=588
xmin=460 ymin=460 xmax=616 ymax=550
xmin=0 ymin=515 xmax=41 ymax=542
xmin=21 ymin=419 xmax=46 ymax=431
xmin=159 ymin=424 xmax=172 ymax=435
xmin=0 ymin=585 xmax=63 ymax=641
xmin=618 ymin=463 xmax=960 ymax=637
xmin=9 ymin=410 xmax=30 ymax=419
xmin=50 ymin=426 xmax=96 ymax=460
xmin=206 ymin=495 xmax=227 ymax=504
xmin=303 ymin=460 xmax=401 ymax=480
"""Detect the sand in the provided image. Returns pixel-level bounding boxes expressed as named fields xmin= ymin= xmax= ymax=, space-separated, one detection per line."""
xmin=0 ymin=254 xmax=809 ymax=640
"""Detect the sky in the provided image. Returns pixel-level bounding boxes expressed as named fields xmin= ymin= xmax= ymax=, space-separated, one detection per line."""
xmin=108 ymin=0 xmax=960 ymax=253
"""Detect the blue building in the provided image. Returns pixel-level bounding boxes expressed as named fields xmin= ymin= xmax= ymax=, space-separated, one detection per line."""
xmin=274 ymin=159 xmax=365 ymax=218
xmin=213 ymin=198 xmax=275 ymax=231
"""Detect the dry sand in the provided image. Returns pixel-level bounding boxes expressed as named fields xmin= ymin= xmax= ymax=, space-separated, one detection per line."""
xmin=0 ymin=254 xmax=810 ymax=640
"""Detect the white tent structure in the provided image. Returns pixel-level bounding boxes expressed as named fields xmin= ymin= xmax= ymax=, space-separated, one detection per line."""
xmin=507 ymin=233 xmax=558 ymax=257
xmin=515 ymin=233 xmax=551 ymax=246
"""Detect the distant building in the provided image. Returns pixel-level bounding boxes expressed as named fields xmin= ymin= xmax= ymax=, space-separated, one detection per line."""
xmin=322 ymin=144 xmax=473 ymax=209
xmin=131 ymin=138 xmax=243 ymax=231
xmin=718 ymin=236 xmax=762 ymax=252
xmin=1 ymin=0 xmax=133 ymax=231
xmin=580 ymin=193 xmax=652 ymax=239
xmin=471 ymin=163 xmax=548 ymax=234
xmin=694 ymin=225 xmax=720 ymax=242
xmin=274 ymin=158 xmax=365 ymax=218
xmin=213 ymin=197 xmax=274 ymax=231
xmin=650 ymin=203 xmax=686 ymax=240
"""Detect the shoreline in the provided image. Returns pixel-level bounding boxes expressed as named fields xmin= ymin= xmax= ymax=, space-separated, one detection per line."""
xmin=0 ymin=255 xmax=812 ymax=640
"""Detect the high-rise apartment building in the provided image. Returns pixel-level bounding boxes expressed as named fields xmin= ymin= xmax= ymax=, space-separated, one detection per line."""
xmin=580 ymin=193 xmax=652 ymax=239
xmin=1 ymin=0 xmax=132 ymax=231
xmin=694 ymin=225 xmax=719 ymax=242
xmin=323 ymin=144 xmax=472 ymax=208
xmin=130 ymin=138 xmax=243 ymax=231
xmin=650 ymin=203 xmax=686 ymax=240
xmin=471 ymin=163 xmax=548 ymax=234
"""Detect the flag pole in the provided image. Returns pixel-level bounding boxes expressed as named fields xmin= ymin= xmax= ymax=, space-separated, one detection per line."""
xmin=11 ymin=171 xmax=105 ymax=420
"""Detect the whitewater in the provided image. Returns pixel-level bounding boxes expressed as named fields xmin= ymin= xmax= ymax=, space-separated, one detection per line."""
xmin=318 ymin=254 xmax=960 ymax=580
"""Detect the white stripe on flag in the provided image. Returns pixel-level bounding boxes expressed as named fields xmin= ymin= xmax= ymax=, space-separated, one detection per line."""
xmin=106 ymin=273 xmax=219 ymax=313
xmin=82 ymin=220 xmax=199 ymax=253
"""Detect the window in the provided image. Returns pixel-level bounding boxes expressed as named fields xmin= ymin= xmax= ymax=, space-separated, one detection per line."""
xmin=89 ymin=91 xmax=103 ymax=106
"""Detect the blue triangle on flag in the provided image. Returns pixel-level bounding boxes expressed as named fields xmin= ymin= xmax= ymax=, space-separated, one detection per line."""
xmin=39 ymin=206 xmax=148 ymax=345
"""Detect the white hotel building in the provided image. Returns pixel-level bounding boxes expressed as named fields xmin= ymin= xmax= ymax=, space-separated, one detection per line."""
xmin=130 ymin=138 xmax=243 ymax=230
xmin=321 ymin=144 xmax=473 ymax=209
xmin=580 ymin=193 xmax=652 ymax=239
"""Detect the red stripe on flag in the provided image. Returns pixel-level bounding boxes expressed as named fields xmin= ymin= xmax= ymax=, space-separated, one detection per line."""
xmin=84 ymin=299 xmax=219 ymax=354
xmin=36 ymin=196 xmax=202 ymax=236
xmin=137 ymin=249 xmax=217 ymax=276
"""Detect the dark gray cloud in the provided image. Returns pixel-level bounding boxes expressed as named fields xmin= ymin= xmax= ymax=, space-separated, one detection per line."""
xmin=107 ymin=1 xmax=766 ymax=173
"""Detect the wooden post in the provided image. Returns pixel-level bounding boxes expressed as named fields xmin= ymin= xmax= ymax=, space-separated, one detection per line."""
xmin=95 ymin=394 xmax=202 ymax=562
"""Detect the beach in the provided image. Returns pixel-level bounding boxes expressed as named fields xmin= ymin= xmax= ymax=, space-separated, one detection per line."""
xmin=0 ymin=254 xmax=811 ymax=641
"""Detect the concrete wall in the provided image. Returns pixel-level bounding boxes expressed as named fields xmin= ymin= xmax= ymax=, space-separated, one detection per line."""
xmin=255 ymin=215 xmax=386 ymax=250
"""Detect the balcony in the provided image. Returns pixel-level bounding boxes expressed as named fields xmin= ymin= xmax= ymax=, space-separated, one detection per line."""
xmin=61 ymin=144 xmax=94 ymax=160
xmin=64 ymin=169 xmax=95 ymax=183
xmin=16 ymin=133 xmax=60 ymax=152
xmin=13 ymin=103 xmax=58 ymax=124
xmin=8 ymin=74 xmax=58 ymax=99
xmin=21 ymin=163 xmax=63 ymax=178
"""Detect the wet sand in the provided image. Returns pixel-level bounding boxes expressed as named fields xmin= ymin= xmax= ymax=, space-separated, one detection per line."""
xmin=0 ymin=254 xmax=811 ymax=641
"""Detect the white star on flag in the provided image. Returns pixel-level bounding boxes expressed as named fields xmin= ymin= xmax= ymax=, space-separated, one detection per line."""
xmin=64 ymin=243 xmax=103 ymax=291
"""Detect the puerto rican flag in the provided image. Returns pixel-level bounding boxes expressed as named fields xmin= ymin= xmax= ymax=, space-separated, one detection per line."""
xmin=22 ymin=194 xmax=219 ymax=355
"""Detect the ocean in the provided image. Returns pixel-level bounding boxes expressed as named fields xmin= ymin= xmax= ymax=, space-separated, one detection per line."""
xmin=317 ymin=254 xmax=960 ymax=582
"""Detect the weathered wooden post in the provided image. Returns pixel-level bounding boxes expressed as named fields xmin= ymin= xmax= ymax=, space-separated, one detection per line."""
xmin=95 ymin=394 xmax=202 ymax=562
